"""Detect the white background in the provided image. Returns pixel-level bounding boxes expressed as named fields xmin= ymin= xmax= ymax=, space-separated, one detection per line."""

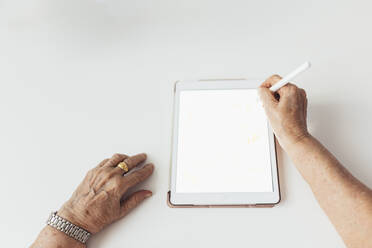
xmin=1 ymin=0 xmax=372 ymax=247
xmin=176 ymin=89 xmax=273 ymax=193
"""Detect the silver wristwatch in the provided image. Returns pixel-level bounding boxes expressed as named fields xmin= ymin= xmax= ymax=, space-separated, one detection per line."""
xmin=46 ymin=211 xmax=91 ymax=244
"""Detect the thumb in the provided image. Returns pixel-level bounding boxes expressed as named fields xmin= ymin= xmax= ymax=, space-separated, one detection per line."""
xmin=119 ymin=190 xmax=152 ymax=218
xmin=258 ymin=86 xmax=277 ymax=109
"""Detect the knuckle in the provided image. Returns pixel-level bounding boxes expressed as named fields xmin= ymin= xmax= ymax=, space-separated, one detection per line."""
xmin=285 ymin=85 xmax=297 ymax=94
xmin=289 ymin=88 xmax=296 ymax=94
xmin=100 ymin=158 xmax=109 ymax=165
xmin=112 ymin=153 xmax=122 ymax=160
xmin=287 ymin=83 xmax=297 ymax=89
xmin=100 ymin=158 xmax=109 ymax=164
xmin=124 ymin=157 xmax=132 ymax=164
xmin=271 ymin=74 xmax=281 ymax=80
xmin=268 ymin=74 xmax=282 ymax=85
xmin=104 ymin=159 xmax=114 ymax=167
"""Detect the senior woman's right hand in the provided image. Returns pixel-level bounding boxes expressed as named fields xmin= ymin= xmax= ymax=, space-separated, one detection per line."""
xmin=258 ymin=75 xmax=309 ymax=150
xmin=58 ymin=153 xmax=154 ymax=234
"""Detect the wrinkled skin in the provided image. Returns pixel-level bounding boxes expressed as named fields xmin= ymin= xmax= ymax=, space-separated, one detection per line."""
xmin=58 ymin=153 xmax=154 ymax=234
xmin=258 ymin=74 xmax=309 ymax=150
xmin=258 ymin=75 xmax=372 ymax=248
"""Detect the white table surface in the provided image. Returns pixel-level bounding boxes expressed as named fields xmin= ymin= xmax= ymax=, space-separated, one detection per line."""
xmin=1 ymin=1 xmax=372 ymax=247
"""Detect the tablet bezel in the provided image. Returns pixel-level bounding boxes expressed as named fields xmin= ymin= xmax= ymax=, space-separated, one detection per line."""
xmin=169 ymin=79 xmax=280 ymax=206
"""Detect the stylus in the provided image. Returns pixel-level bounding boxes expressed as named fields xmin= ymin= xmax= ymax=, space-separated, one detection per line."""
xmin=269 ymin=61 xmax=311 ymax=92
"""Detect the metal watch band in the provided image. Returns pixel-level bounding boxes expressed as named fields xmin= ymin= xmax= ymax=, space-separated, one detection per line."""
xmin=46 ymin=211 xmax=91 ymax=244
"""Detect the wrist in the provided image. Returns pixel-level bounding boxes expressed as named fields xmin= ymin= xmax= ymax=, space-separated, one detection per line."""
xmin=279 ymin=131 xmax=312 ymax=151
xmin=58 ymin=206 xmax=95 ymax=234
xmin=31 ymin=226 xmax=86 ymax=248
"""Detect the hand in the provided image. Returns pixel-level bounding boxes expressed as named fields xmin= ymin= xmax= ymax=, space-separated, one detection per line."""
xmin=58 ymin=153 xmax=154 ymax=234
xmin=258 ymin=75 xmax=310 ymax=150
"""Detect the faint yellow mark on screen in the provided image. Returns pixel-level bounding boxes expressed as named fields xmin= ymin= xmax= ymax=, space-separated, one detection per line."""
xmin=247 ymin=133 xmax=261 ymax=144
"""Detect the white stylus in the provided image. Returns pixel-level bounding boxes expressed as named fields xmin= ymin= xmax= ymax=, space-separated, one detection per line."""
xmin=269 ymin=61 xmax=311 ymax=92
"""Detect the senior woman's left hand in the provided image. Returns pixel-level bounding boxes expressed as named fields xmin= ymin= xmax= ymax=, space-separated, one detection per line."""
xmin=31 ymin=153 xmax=154 ymax=248
xmin=59 ymin=153 xmax=154 ymax=234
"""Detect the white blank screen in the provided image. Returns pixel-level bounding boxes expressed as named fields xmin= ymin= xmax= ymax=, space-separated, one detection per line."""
xmin=175 ymin=89 xmax=273 ymax=193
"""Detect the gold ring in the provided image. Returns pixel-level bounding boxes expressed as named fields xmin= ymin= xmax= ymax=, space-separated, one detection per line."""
xmin=117 ymin=161 xmax=129 ymax=173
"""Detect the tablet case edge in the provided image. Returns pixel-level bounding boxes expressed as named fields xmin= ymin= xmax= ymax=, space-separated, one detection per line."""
xmin=167 ymin=191 xmax=276 ymax=208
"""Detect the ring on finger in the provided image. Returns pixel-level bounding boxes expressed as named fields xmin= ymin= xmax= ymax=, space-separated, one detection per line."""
xmin=117 ymin=161 xmax=129 ymax=173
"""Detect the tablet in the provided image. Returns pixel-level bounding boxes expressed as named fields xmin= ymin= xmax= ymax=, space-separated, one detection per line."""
xmin=169 ymin=79 xmax=280 ymax=207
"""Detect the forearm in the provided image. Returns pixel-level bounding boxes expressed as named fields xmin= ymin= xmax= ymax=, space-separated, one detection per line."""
xmin=31 ymin=226 xmax=85 ymax=248
xmin=285 ymin=135 xmax=372 ymax=248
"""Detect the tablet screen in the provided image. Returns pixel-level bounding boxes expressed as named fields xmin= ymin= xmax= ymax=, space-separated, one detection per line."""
xmin=175 ymin=89 xmax=273 ymax=193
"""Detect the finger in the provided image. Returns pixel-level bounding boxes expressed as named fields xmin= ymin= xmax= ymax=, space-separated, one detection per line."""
xmin=277 ymin=83 xmax=298 ymax=102
xmin=119 ymin=190 xmax=152 ymax=218
xmin=299 ymin=88 xmax=306 ymax=98
xmin=260 ymin=74 xmax=282 ymax=88
xmin=113 ymin=153 xmax=147 ymax=175
xmin=259 ymin=74 xmax=282 ymax=105
xmin=96 ymin=158 xmax=109 ymax=168
xmin=299 ymin=88 xmax=308 ymax=118
xmin=103 ymin=153 xmax=128 ymax=167
xmin=277 ymin=82 xmax=297 ymax=95
xmin=258 ymin=86 xmax=278 ymax=109
xmin=122 ymin=163 xmax=154 ymax=189
xmin=122 ymin=153 xmax=147 ymax=171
